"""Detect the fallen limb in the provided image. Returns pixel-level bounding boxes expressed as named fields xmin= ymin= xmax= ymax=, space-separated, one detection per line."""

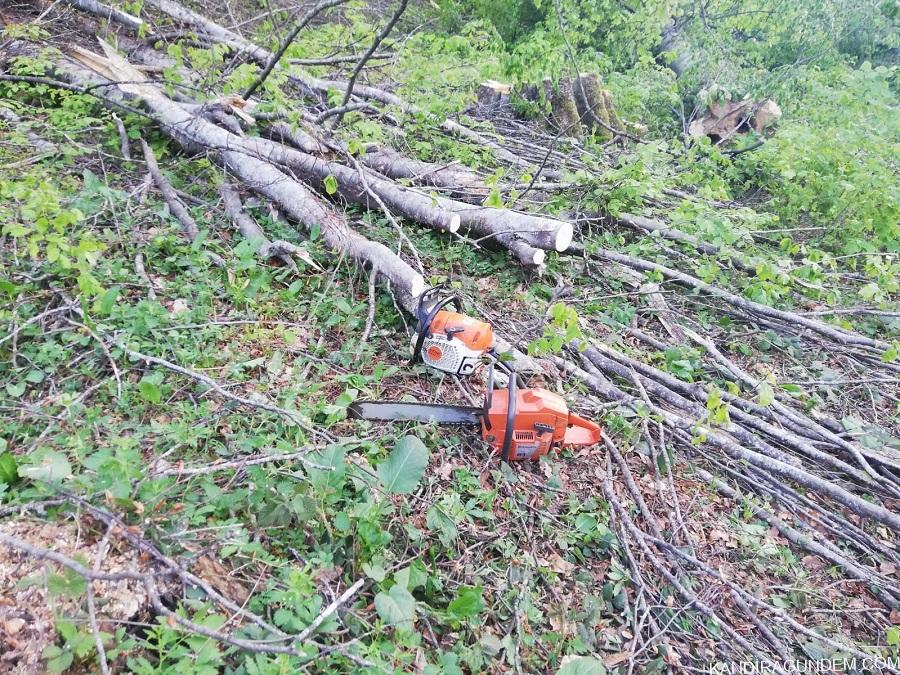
xmin=123 ymin=346 xmax=327 ymax=442
xmin=695 ymin=468 xmax=900 ymax=608
xmin=590 ymin=247 xmax=890 ymax=352
xmin=64 ymin=0 xmax=144 ymax=29
xmin=153 ymin=448 xmax=318 ymax=477
xmin=219 ymin=181 xmax=319 ymax=271
xmin=555 ymin=345 xmax=900 ymax=532
xmin=141 ymin=138 xmax=199 ymax=240
xmin=0 ymin=533 xmax=159 ymax=582
xmin=242 ymin=0 xmax=348 ymax=100
xmin=616 ymin=212 xmax=754 ymax=273
xmin=328 ymin=0 xmax=408 ymax=128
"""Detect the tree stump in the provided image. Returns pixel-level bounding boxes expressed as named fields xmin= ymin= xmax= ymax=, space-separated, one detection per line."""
xmin=548 ymin=76 xmax=581 ymax=138
xmin=476 ymin=80 xmax=511 ymax=109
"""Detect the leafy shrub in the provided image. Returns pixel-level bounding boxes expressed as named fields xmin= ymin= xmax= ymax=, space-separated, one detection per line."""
xmin=734 ymin=62 xmax=899 ymax=252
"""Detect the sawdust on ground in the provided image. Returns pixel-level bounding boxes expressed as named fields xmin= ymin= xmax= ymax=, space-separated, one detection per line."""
xmin=0 ymin=518 xmax=150 ymax=675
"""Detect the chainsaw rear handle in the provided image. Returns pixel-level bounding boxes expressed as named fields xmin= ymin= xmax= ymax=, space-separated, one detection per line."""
xmin=563 ymin=412 xmax=602 ymax=448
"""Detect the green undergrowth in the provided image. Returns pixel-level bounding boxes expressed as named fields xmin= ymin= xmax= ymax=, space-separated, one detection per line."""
xmin=0 ymin=98 xmax=624 ymax=672
xmin=2 ymin=5 xmax=899 ymax=670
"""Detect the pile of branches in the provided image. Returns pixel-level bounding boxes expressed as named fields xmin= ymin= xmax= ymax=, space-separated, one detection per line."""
xmin=2 ymin=0 xmax=898 ymax=670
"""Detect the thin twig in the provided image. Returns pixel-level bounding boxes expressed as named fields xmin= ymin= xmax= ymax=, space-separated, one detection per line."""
xmin=242 ymin=0 xmax=349 ymax=100
xmin=328 ymin=0 xmax=409 ymax=128
xmin=360 ymin=266 xmax=378 ymax=344
xmin=122 ymin=346 xmax=328 ymax=443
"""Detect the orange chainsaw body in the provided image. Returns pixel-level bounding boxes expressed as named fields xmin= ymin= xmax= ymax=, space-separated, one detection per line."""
xmin=427 ymin=311 xmax=493 ymax=352
xmin=482 ymin=387 xmax=602 ymax=460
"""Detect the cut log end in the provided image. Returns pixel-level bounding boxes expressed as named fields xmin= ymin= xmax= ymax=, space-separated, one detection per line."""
xmin=448 ymin=213 xmax=461 ymax=234
xmin=409 ymin=276 xmax=427 ymax=299
xmin=533 ymin=249 xmax=546 ymax=266
xmin=555 ymin=223 xmax=574 ymax=252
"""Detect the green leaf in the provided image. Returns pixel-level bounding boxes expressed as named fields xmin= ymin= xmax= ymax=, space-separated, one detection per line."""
xmin=96 ymin=286 xmax=120 ymax=315
xmin=19 ymin=449 xmax=71 ymax=482
xmin=374 ymin=583 xmax=416 ymax=629
xmin=347 ymin=138 xmax=366 ymax=156
xmin=25 ymin=369 xmax=44 ymax=384
xmin=448 ymin=586 xmax=483 ymax=619
xmin=47 ymin=568 xmax=87 ymax=597
xmin=575 ymin=513 xmax=597 ymax=533
xmin=0 ymin=451 xmax=19 ymax=485
xmin=333 ymin=511 xmax=351 ymax=532
xmin=323 ymin=174 xmax=338 ymax=195
xmin=859 ymin=282 xmax=880 ymax=301
xmin=377 ymin=435 xmax=429 ymax=494
xmin=757 ymin=381 xmax=775 ymax=407
xmin=362 ymin=561 xmax=386 ymax=582
xmin=307 ymin=444 xmax=346 ymax=490
xmin=5 ymin=381 xmax=26 ymax=398
xmin=556 ymin=656 xmax=607 ymax=675
xmin=482 ymin=187 xmax=504 ymax=208
xmin=887 ymin=626 xmax=900 ymax=646
xmin=2 ymin=222 xmax=29 ymax=237
xmin=394 ymin=562 xmax=428 ymax=591
xmin=138 ymin=378 xmax=161 ymax=404
xmin=43 ymin=646 xmax=73 ymax=673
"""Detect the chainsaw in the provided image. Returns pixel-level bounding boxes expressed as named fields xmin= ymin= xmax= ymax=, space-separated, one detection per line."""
xmin=348 ymin=368 xmax=601 ymax=461
xmin=410 ymin=289 xmax=495 ymax=376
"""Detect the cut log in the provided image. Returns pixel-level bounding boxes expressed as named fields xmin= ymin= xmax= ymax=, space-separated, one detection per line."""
xmin=62 ymin=43 xmax=427 ymax=310
xmin=689 ymin=98 xmax=780 ymax=143
xmin=752 ymin=99 xmax=782 ymax=132
xmin=264 ymin=121 xmax=329 ymax=155
xmin=359 ymin=145 xmax=485 ymax=195
xmin=224 ymin=150 xmax=426 ymax=301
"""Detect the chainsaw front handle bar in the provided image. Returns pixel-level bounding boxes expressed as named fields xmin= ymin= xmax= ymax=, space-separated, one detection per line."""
xmin=501 ymin=370 xmax=517 ymax=462
xmin=410 ymin=291 xmax=462 ymax=366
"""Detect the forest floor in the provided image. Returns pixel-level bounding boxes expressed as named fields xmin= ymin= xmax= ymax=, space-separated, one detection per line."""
xmin=1 ymin=1 xmax=899 ymax=674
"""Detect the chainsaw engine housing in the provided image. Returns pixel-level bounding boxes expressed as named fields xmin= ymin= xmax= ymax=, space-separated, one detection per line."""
xmin=415 ymin=310 xmax=493 ymax=375
xmin=482 ymin=387 xmax=602 ymax=460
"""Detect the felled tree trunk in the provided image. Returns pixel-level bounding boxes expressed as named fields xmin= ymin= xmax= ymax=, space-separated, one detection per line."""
xmin=59 ymin=44 xmax=428 ymax=311
xmin=359 ymin=145 xmax=486 ymax=196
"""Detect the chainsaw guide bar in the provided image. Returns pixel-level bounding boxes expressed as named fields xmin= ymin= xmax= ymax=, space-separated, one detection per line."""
xmin=348 ymin=401 xmax=482 ymax=425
